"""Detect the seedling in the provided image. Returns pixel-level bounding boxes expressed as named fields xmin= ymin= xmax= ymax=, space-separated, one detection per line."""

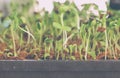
xmin=0 ymin=0 xmax=120 ymax=60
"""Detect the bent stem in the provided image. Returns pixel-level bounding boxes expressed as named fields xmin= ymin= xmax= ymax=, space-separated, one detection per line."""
xmin=18 ymin=25 xmax=37 ymax=49
xmin=62 ymin=6 xmax=80 ymax=47
xmin=71 ymin=6 xmax=80 ymax=30
xmin=18 ymin=25 xmax=36 ymax=42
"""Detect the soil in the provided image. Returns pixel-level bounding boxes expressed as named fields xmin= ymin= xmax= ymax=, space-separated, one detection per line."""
xmin=0 ymin=40 xmax=119 ymax=60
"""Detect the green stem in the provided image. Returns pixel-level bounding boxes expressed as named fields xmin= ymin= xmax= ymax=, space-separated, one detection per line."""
xmin=85 ymin=31 xmax=90 ymax=60
xmin=38 ymin=29 xmax=42 ymax=47
xmin=60 ymin=13 xmax=67 ymax=48
xmin=10 ymin=26 xmax=17 ymax=57
xmin=104 ymin=18 xmax=108 ymax=60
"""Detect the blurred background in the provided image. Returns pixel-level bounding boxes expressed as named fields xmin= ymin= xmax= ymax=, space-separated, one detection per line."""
xmin=1 ymin=0 xmax=120 ymax=17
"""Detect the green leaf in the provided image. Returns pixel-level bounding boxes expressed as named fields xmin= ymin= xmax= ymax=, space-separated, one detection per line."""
xmin=88 ymin=51 xmax=96 ymax=59
xmin=64 ymin=48 xmax=69 ymax=53
xmin=37 ymin=22 xmax=41 ymax=30
xmin=62 ymin=26 xmax=71 ymax=31
xmin=53 ymin=22 xmax=71 ymax=31
xmin=117 ymin=19 xmax=120 ymax=26
xmin=91 ymin=20 xmax=96 ymax=26
xmin=20 ymin=16 xmax=27 ymax=23
xmin=44 ymin=38 xmax=53 ymax=44
xmin=70 ymin=56 xmax=76 ymax=60
xmin=60 ymin=5 xmax=69 ymax=13
xmin=53 ymin=22 xmax=62 ymax=29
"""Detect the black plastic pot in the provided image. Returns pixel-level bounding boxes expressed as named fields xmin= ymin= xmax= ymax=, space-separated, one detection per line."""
xmin=110 ymin=0 xmax=120 ymax=9
xmin=0 ymin=61 xmax=120 ymax=78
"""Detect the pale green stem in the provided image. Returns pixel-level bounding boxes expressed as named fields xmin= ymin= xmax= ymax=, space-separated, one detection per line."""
xmin=60 ymin=13 xmax=67 ymax=48
xmin=85 ymin=31 xmax=90 ymax=60
xmin=18 ymin=26 xmax=36 ymax=41
xmin=10 ymin=26 xmax=17 ymax=57
xmin=104 ymin=20 xmax=108 ymax=60
xmin=38 ymin=29 xmax=42 ymax=47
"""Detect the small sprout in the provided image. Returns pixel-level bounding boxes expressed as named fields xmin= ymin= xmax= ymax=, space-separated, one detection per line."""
xmin=88 ymin=51 xmax=96 ymax=59
xmin=70 ymin=56 xmax=76 ymax=60
xmin=7 ymin=52 xmax=14 ymax=57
